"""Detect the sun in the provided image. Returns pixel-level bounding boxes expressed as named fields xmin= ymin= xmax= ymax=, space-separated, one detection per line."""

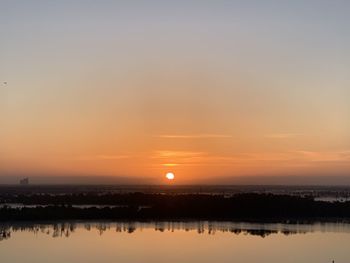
xmin=165 ymin=172 xmax=175 ymax=180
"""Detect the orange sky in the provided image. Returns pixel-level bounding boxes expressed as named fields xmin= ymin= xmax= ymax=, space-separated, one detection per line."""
xmin=1 ymin=2 xmax=349 ymax=184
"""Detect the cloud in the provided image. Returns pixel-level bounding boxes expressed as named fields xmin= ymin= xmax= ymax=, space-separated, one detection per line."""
xmin=162 ymin=163 xmax=179 ymax=167
xmin=153 ymin=151 xmax=205 ymax=158
xmin=152 ymin=151 xmax=208 ymax=166
xmin=78 ymin=155 xmax=130 ymax=161
xmin=265 ymin=133 xmax=302 ymax=139
xmin=152 ymin=150 xmax=350 ymax=167
xmin=156 ymin=134 xmax=232 ymax=139
xmin=294 ymin=150 xmax=350 ymax=162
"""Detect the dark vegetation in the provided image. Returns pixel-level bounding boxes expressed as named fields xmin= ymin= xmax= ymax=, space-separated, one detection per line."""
xmin=1 ymin=192 xmax=350 ymax=222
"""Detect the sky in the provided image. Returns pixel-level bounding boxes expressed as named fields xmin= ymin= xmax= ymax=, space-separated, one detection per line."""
xmin=0 ymin=1 xmax=349 ymax=184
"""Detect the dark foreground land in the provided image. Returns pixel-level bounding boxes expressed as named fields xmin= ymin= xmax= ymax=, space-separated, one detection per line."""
xmin=1 ymin=190 xmax=350 ymax=222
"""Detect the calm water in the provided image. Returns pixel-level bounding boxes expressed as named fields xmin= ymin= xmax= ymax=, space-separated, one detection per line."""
xmin=0 ymin=221 xmax=349 ymax=263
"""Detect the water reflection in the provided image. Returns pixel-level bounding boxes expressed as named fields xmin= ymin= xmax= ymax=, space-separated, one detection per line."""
xmin=1 ymin=221 xmax=350 ymax=242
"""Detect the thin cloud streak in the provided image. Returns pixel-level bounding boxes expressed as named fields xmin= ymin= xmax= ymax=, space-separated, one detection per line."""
xmin=265 ymin=133 xmax=303 ymax=139
xmin=152 ymin=150 xmax=350 ymax=167
xmin=153 ymin=151 xmax=205 ymax=158
xmin=156 ymin=134 xmax=232 ymax=139
xmin=162 ymin=163 xmax=179 ymax=167
xmin=294 ymin=150 xmax=350 ymax=162
xmin=78 ymin=155 xmax=131 ymax=161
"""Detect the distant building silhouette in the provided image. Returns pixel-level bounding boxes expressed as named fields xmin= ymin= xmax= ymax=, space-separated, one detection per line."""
xmin=19 ymin=178 xmax=29 ymax=185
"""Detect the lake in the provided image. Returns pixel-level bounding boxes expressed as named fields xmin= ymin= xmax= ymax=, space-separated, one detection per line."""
xmin=0 ymin=221 xmax=349 ymax=263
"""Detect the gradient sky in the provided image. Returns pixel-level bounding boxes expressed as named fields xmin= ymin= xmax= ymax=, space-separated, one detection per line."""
xmin=1 ymin=1 xmax=349 ymax=184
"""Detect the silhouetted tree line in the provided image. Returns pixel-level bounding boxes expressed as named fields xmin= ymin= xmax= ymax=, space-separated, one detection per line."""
xmin=1 ymin=193 xmax=350 ymax=221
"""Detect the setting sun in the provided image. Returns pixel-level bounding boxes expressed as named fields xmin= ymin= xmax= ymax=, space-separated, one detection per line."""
xmin=165 ymin=172 xmax=175 ymax=180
